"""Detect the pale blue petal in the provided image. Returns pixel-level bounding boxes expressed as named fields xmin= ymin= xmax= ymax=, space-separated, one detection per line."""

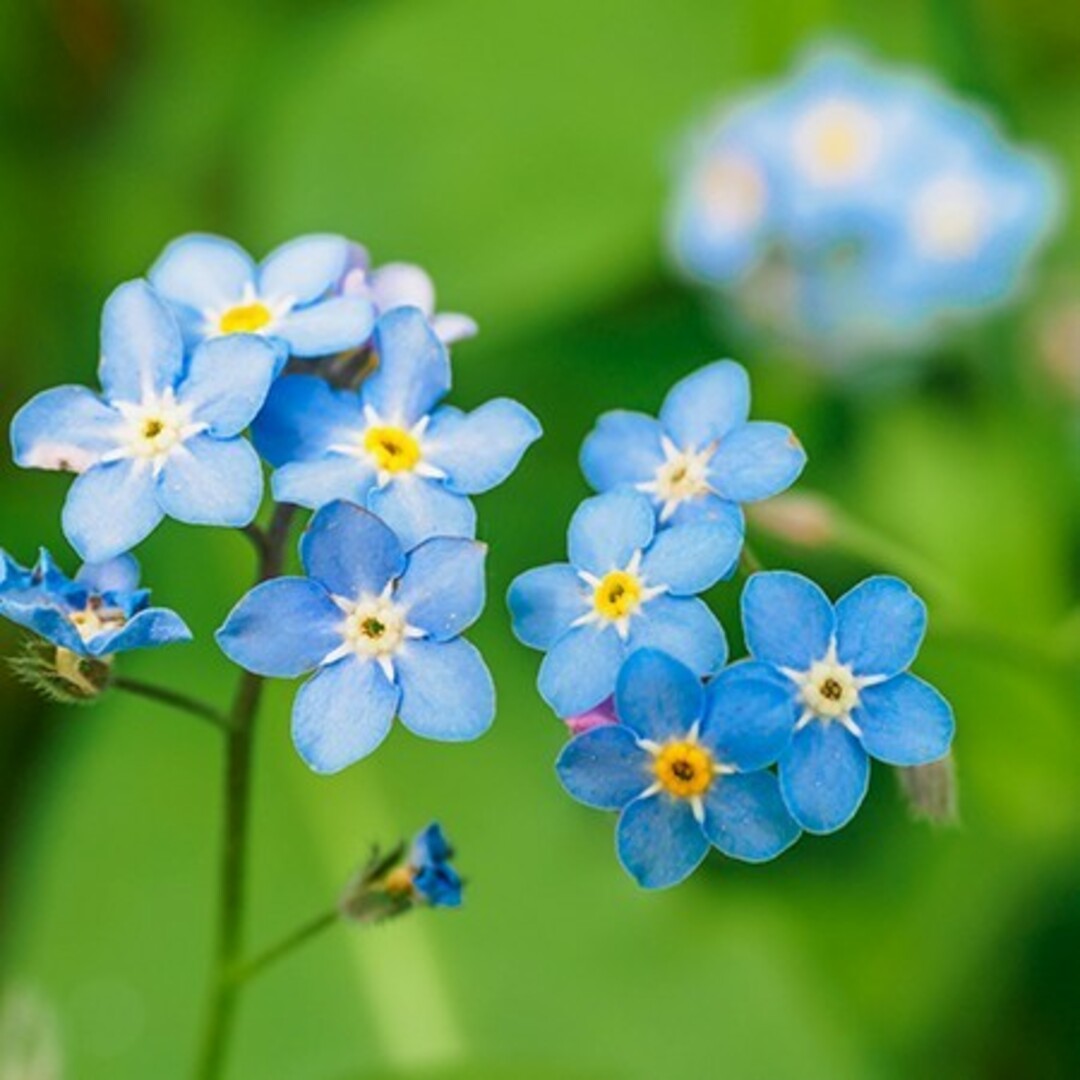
xmin=149 ymin=234 xmax=256 ymax=313
xmin=779 ymin=722 xmax=870 ymax=834
xmin=156 ymin=435 xmax=262 ymax=527
xmin=666 ymin=494 xmax=745 ymax=534
xmin=627 ymin=595 xmax=727 ymax=677
xmin=424 ymin=399 xmax=542 ymax=495
xmin=258 ymin=234 xmax=348 ymax=305
xmin=556 ymin=726 xmax=651 ymax=809
xmin=579 ymin=411 xmax=665 ymax=492
xmin=76 ymin=554 xmax=140 ymax=594
xmin=567 ymin=490 xmax=655 ymax=575
xmin=538 ymin=623 xmax=624 ymax=716
xmin=90 ymin=607 xmax=192 ymax=655
xmin=506 ymin=564 xmax=589 ymax=650
xmin=700 ymin=662 xmax=796 ymax=771
xmin=640 ymin=518 xmax=742 ymax=595
xmin=252 ymin=375 xmax=362 ymax=467
xmin=368 ymin=262 xmax=435 ymax=315
xmin=62 ymin=460 xmax=164 ymax=562
xmin=396 ymin=638 xmax=495 ymax=741
xmin=703 ymin=772 xmax=801 ymax=862
xmin=659 ymin=360 xmax=750 ymax=448
xmin=292 ymin=656 xmax=399 ymax=773
xmin=430 ymin=312 xmax=477 ymax=344
xmin=176 ymin=335 xmax=279 ymax=437
xmin=396 ymin=538 xmax=486 ymax=641
xmin=855 ymin=674 xmax=954 ymax=766
xmin=614 ymin=648 xmax=703 ymax=742
xmin=709 ymin=422 xmax=806 ymax=503
xmin=741 ymin=571 xmax=834 ymax=670
xmin=272 ymin=456 xmax=376 ymax=511
xmin=11 ymin=386 xmax=119 ymax=473
xmin=616 ymin=795 xmax=709 ymax=889
xmin=299 ymin=501 xmax=404 ymax=599
xmin=835 ymin=576 xmax=927 ymax=678
xmin=98 ymin=280 xmax=184 ymax=401
xmin=276 ymin=297 xmax=373 ymax=357
xmin=363 ymin=307 xmax=450 ymax=424
xmin=215 ymin=577 xmax=342 ymax=677
xmin=367 ymin=476 xmax=476 ymax=550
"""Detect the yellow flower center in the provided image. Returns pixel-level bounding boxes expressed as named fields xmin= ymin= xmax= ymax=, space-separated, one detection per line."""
xmin=69 ymin=601 xmax=126 ymax=642
xmin=593 ymin=570 xmax=642 ymax=620
xmin=384 ymin=867 xmax=415 ymax=898
xmin=816 ymin=121 xmax=860 ymax=171
xmin=364 ymin=426 xmax=422 ymax=474
xmin=219 ymin=301 xmax=273 ymax=334
xmin=653 ymin=741 xmax=715 ymax=799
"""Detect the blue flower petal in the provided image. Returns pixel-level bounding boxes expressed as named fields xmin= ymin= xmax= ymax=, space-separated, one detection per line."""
xmin=62 ymin=460 xmax=164 ymax=563
xmin=368 ymin=476 xmax=476 ymax=550
xmin=299 ymin=501 xmax=405 ymax=600
xmin=176 ymin=335 xmax=279 ymax=437
xmin=614 ymin=648 xmax=703 ymax=742
xmin=292 ymin=656 xmax=399 ymax=773
xmin=156 ymin=435 xmax=262 ymax=527
xmin=855 ymin=673 xmax=954 ymax=766
xmin=258 ymin=234 xmax=348 ymax=305
xmin=396 ymin=538 xmax=486 ymax=641
xmin=363 ymin=307 xmax=450 ymax=425
xmin=252 ymin=375 xmax=362 ymax=467
xmin=76 ymin=554 xmax=140 ymax=594
xmin=150 ymin=234 xmax=256 ymax=314
xmin=710 ymin=422 xmax=806 ymax=503
xmin=537 ymin=624 xmax=624 ymax=716
xmin=0 ymin=600 xmax=84 ymax=652
xmin=779 ymin=722 xmax=870 ymax=834
xmin=616 ymin=794 xmax=709 ymax=889
xmin=11 ymin=386 xmax=119 ymax=473
xmin=703 ymin=772 xmax=801 ymax=862
xmin=272 ymin=456 xmax=377 ymax=511
xmin=639 ymin=518 xmax=742 ymax=595
xmin=579 ymin=411 xmax=666 ymax=492
xmin=90 ymin=607 xmax=192 ymax=655
xmin=556 ymin=726 xmax=651 ymax=809
xmin=276 ymin=297 xmax=374 ymax=358
xmin=666 ymin=493 xmax=745 ymax=533
xmin=396 ymin=638 xmax=495 ymax=741
xmin=424 ymin=398 xmax=541 ymax=495
xmin=506 ymin=564 xmax=589 ymax=650
xmin=659 ymin=360 xmax=750 ymax=449
xmin=741 ymin=571 xmax=834 ymax=670
xmin=98 ymin=280 xmax=185 ymax=402
xmin=567 ymin=490 xmax=655 ymax=576
xmin=700 ymin=661 xmax=796 ymax=771
xmin=216 ymin=577 xmax=342 ymax=677
xmin=627 ymin=595 xmax=727 ymax=677
xmin=835 ymin=576 xmax=927 ymax=678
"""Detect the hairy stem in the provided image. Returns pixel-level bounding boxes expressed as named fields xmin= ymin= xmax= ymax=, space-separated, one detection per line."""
xmin=111 ymin=675 xmax=230 ymax=731
xmin=227 ymin=909 xmax=340 ymax=988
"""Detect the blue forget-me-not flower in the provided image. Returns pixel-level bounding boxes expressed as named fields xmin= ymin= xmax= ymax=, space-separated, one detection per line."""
xmin=741 ymin=571 xmax=955 ymax=834
xmin=217 ymin=501 xmax=495 ymax=774
xmin=404 ymin=823 xmax=463 ymax=907
xmin=11 ymin=281 xmax=280 ymax=562
xmin=557 ymin=649 xmax=801 ymax=888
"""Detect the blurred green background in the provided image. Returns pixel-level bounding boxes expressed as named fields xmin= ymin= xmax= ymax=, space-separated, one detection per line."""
xmin=1 ymin=1 xmax=1078 ymax=1077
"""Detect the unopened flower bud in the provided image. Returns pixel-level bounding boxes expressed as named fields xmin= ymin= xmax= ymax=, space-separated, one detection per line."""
xmin=748 ymin=493 xmax=836 ymax=548
xmin=897 ymin=754 xmax=959 ymax=826
xmin=565 ymin=697 xmax=617 ymax=736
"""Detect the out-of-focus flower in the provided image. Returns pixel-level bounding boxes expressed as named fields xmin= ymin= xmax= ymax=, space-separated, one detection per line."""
xmin=150 ymin=233 xmax=374 ymax=361
xmin=0 ymin=985 xmax=63 ymax=1080
xmin=507 ymin=489 xmax=735 ymax=718
xmin=557 ymin=649 xmax=800 ymax=888
xmin=254 ymin=307 xmax=541 ymax=549
xmin=747 ymin=492 xmax=836 ymax=548
xmin=11 ymin=282 xmax=278 ymax=561
xmin=217 ymin=501 xmax=495 ymax=774
xmin=1035 ymin=293 xmax=1080 ymax=403
xmin=741 ymin=571 xmax=954 ymax=834
xmin=580 ymin=360 xmax=805 ymax=528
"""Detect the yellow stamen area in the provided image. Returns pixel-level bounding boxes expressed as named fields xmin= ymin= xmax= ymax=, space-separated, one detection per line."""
xmin=384 ymin=866 xmax=415 ymax=897
xmin=816 ymin=122 xmax=859 ymax=171
xmin=653 ymin=741 xmax=715 ymax=799
xmin=364 ymin=426 xmax=422 ymax=474
xmin=219 ymin=301 xmax=273 ymax=334
xmin=593 ymin=571 xmax=642 ymax=620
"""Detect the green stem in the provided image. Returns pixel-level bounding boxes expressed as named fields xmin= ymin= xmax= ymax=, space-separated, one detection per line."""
xmin=110 ymin=676 xmax=229 ymax=731
xmin=227 ymin=909 xmax=339 ymax=987
xmin=737 ymin=542 xmax=765 ymax=578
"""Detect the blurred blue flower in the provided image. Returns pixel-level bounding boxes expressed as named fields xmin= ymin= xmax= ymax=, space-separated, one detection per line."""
xmin=216 ymin=501 xmax=495 ymax=774
xmin=557 ymin=649 xmax=800 ymax=889
xmin=741 ymin=571 xmax=955 ymax=834
xmin=580 ymin=359 xmax=805 ymax=528
xmin=11 ymin=281 xmax=279 ymax=562
xmin=253 ymin=307 xmax=541 ymax=549
xmin=407 ymin=823 xmax=463 ymax=907
xmin=507 ymin=489 xmax=736 ymax=717
xmin=149 ymin=233 xmax=374 ymax=361
xmin=0 ymin=548 xmax=190 ymax=657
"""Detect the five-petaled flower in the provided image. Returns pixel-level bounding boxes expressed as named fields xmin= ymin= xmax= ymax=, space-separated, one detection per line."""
xmin=742 ymin=571 xmax=955 ymax=834
xmin=11 ymin=281 xmax=280 ymax=562
xmin=254 ymin=307 xmax=541 ymax=549
xmin=0 ymin=548 xmax=190 ymax=656
xmin=507 ymin=488 xmax=739 ymax=718
xmin=580 ymin=360 xmax=805 ymax=530
xmin=557 ymin=649 xmax=801 ymax=888
xmin=149 ymin=233 xmax=374 ymax=363
xmin=216 ymin=501 xmax=496 ymax=773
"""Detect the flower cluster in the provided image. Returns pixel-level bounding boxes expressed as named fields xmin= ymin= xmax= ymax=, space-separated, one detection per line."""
xmin=668 ymin=45 xmax=1059 ymax=358
xmin=509 ymin=360 xmax=954 ymax=888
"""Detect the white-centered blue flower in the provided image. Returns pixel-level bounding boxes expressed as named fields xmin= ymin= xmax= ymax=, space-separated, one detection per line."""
xmin=149 ymin=233 xmax=374 ymax=361
xmin=580 ymin=359 xmax=805 ymax=529
xmin=216 ymin=501 xmax=495 ymax=774
xmin=253 ymin=307 xmax=541 ymax=549
xmin=507 ymin=489 xmax=738 ymax=718
xmin=11 ymin=281 xmax=279 ymax=562
xmin=742 ymin=571 xmax=955 ymax=834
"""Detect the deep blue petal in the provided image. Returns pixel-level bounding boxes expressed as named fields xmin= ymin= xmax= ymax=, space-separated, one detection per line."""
xmin=659 ymin=360 xmax=750 ymax=449
xmin=98 ymin=280 xmax=184 ymax=402
xmin=855 ymin=673 xmax=954 ymax=766
xmin=396 ymin=538 xmax=486 ymax=641
xmin=506 ymin=564 xmax=589 ymax=650
xmin=556 ymin=726 xmax=651 ymax=809
xmin=363 ymin=307 xmax=450 ymax=425
xmin=62 ymin=460 xmax=164 ymax=563
xmin=11 ymin=386 xmax=119 ymax=473
xmin=367 ymin=476 xmax=476 ymax=550
xmin=579 ymin=410 xmax=665 ymax=492
xmin=395 ymin=638 xmax=495 ymax=741
xmin=156 ymin=435 xmax=262 ymax=527
xmin=251 ymin=375 xmax=362 ymax=467
xmin=614 ymin=648 xmax=703 ymax=742
xmin=567 ymin=490 xmax=655 ymax=576
xmin=741 ymin=571 xmax=834 ymax=670
xmin=700 ymin=661 xmax=797 ymax=771
xmin=258 ymin=234 xmax=348 ymax=305
xmin=299 ymin=501 xmax=405 ymax=600
xmin=709 ymin=421 xmax=806 ymax=503
xmin=703 ymin=772 xmax=801 ymax=862
xmin=276 ymin=297 xmax=373 ymax=358
xmin=835 ymin=576 xmax=927 ymax=679
xmin=89 ymin=607 xmax=192 ymax=655
xmin=616 ymin=795 xmax=709 ymax=889
xmin=176 ymin=335 xmax=279 ymax=437
xmin=626 ymin=595 xmax=727 ymax=678
xmin=0 ymin=600 xmax=84 ymax=652
xmin=779 ymin=722 xmax=870 ymax=834
xmin=537 ymin=624 xmax=624 ymax=717
xmin=640 ymin=518 xmax=742 ymax=595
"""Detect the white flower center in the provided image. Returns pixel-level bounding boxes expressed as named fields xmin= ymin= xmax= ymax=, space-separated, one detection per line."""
xmin=792 ymin=98 xmax=883 ymax=186
xmin=910 ymin=175 xmax=989 ymax=261
xmin=637 ymin=436 xmax=715 ymax=523
xmin=697 ymin=153 xmax=767 ymax=232
xmin=783 ymin=641 xmax=881 ymax=737
xmin=68 ymin=600 xmax=126 ymax=642
xmin=323 ymin=586 xmax=426 ymax=680
xmin=107 ymin=390 xmax=204 ymax=471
